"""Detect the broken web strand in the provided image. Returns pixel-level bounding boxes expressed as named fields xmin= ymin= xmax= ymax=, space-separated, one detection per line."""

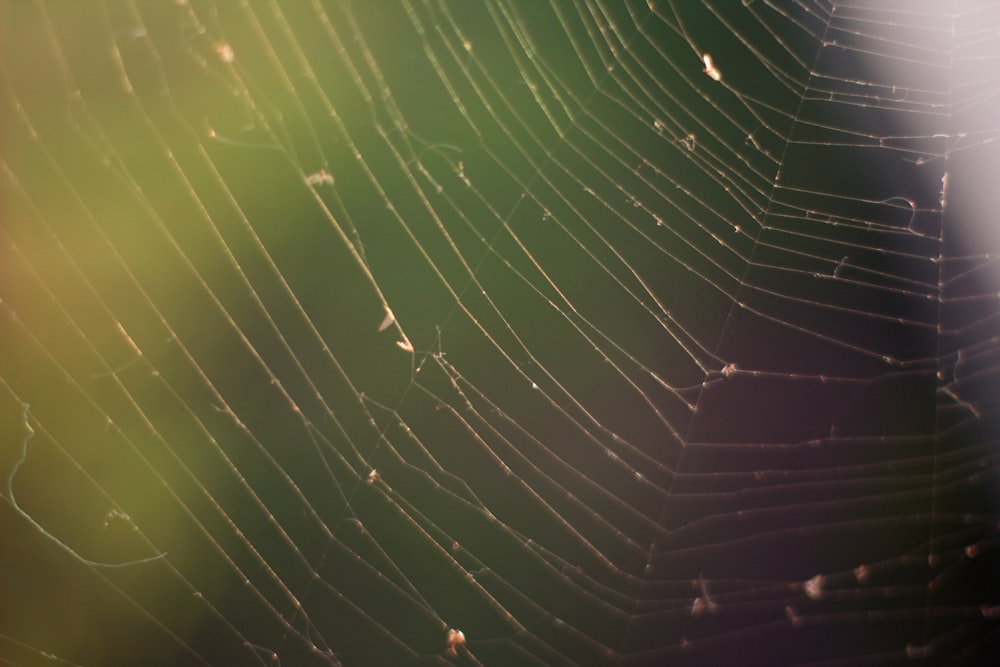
xmin=8 ymin=403 xmax=167 ymax=569
xmin=1 ymin=389 xmax=241 ymax=667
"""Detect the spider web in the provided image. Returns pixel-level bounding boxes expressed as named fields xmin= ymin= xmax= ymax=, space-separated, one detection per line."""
xmin=2 ymin=1 xmax=999 ymax=665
